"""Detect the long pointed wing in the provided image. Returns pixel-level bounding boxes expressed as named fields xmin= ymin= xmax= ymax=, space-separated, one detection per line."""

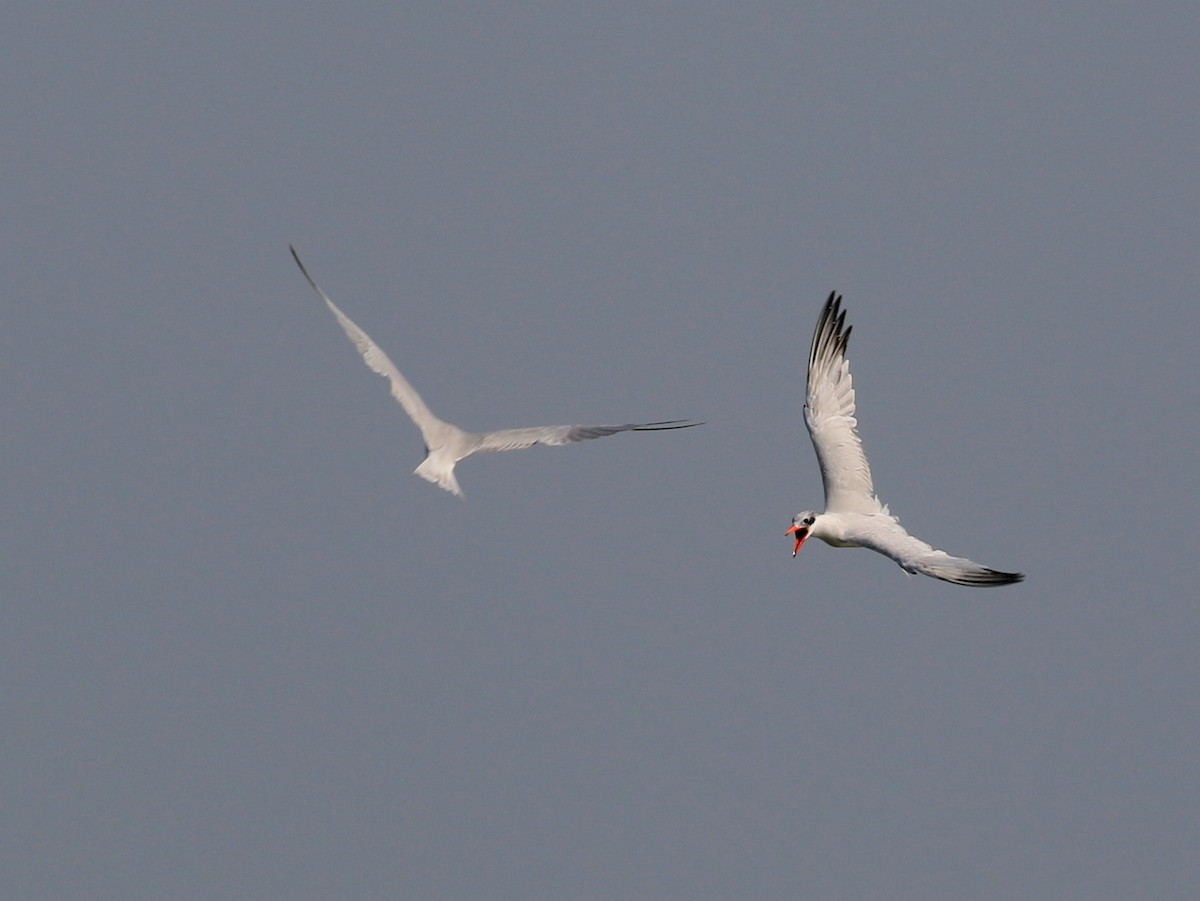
xmin=910 ymin=552 xmax=1024 ymax=587
xmin=868 ymin=525 xmax=1027 ymax=587
xmin=804 ymin=292 xmax=882 ymax=515
xmin=474 ymin=420 xmax=701 ymax=453
xmin=290 ymin=247 xmax=448 ymax=445
xmin=860 ymin=520 xmax=1024 ymax=587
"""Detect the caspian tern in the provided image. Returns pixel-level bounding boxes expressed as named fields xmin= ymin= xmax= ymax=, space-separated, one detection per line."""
xmin=291 ymin=246 xmax=700 ymax=498
xmin=787 ymin=292 xmax=1023 ymax=587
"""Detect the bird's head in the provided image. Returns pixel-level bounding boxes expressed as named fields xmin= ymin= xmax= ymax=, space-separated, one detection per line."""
xmin=786 ymin=512 xmax=818 ymax=557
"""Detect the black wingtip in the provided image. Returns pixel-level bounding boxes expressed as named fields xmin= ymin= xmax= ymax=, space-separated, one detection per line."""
xmin=632 ymin=420 xmax=705 ymax=431
xmin=288 ymin=245 xmax=324 ymax=295
xmin=962 ymin=569 xmax=1025 ymax=587
xmin=809 ymin=290 xmax=851 ymax=374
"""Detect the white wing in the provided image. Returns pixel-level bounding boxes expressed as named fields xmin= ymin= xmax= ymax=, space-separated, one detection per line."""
xmin=804 ymin=292 xmax=882 ymax=515
xmin=291 ymin=246 xmax=452 ymax=449
xmin=850 ymin=515 xmax=1024 ymax=587
xmin=475 ymin=421 xmax=699 ymax=453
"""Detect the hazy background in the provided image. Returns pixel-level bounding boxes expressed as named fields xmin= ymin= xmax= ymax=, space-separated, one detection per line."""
xmin=5 ymin=4 xmax=1197 ymax=898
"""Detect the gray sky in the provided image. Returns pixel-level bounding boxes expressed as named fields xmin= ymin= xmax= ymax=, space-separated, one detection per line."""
xmin=6 ymin=4 xmax=1198 ymax=898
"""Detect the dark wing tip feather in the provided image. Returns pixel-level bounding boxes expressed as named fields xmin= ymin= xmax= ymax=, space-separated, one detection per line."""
xmin=949 ymin=568 xmax=1025 ymax=587
xmin=630 ymin=420 xmax=704 ymax=431
xmin=808 ymin=291 xmax=849 ymax=389
xmin=289 ymin=245 xmax=323 ymax=295
xmin=984 ymin=569 xmax=1025 ymax=586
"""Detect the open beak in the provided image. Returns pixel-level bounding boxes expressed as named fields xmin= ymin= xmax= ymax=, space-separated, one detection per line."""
xmin=786 ymin=523 xmax=809 ymax=557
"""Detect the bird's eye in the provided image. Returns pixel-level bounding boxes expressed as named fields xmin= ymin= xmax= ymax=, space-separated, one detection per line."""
xmin=805 ymin=516 xmax=816 ymax=526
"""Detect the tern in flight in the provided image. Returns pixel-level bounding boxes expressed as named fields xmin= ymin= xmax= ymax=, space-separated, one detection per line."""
xmin=291 ymin=247 xmax=700 ymax=498
xmin=787 ymin=292 xmax=1023 ymax=587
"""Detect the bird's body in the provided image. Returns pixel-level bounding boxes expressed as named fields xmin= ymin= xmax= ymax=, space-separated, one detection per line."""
xmin=291 ymin=247 xmax=699 ymax=497
xmin=789 ymin=293 xmax=1023 ymax=587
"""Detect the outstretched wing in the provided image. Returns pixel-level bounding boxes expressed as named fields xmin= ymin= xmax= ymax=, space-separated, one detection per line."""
xmin=474 ymin=420 xmax=701 ymax=453
xmin=858 ymin=517 xmax=1025 ymax=587
xmin=909 ymin=553 xmax=1025 ymax=587
xmin=291 ymin=246 xmax=449 ymax=447
xmin=804 ymin=292 xmax=882 ymax=515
